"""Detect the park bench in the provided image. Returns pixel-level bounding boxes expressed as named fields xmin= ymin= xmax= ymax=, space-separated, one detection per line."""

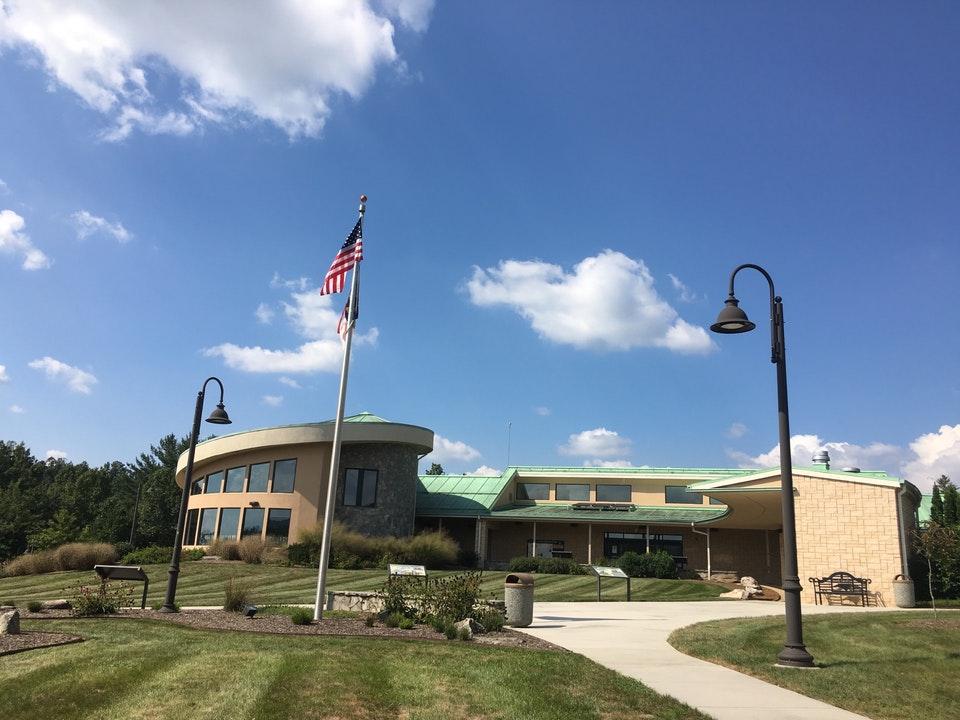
xmin=809 ymin=571 xmax=871 ymax=606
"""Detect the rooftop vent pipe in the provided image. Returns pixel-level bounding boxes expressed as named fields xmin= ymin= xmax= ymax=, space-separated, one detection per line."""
xmin=812 ymin=450 xmax=830 ymax=470
xmin=841 ymin=467 xmax=861 ymax=473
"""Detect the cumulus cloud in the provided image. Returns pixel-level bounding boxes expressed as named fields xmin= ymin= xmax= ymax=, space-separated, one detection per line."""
xmin=270 ymin=272 xmax=310 ymax=291
xmin=425 ymin=434 xmax=482 ymax=464
xmin=261 ymin=394 xmax=283 ymax=407
xmin=45 ymin=449 xmax=68 ymax=460
xmin=727 ymin=428 xmax=960 ymax=492
xmin=533 ymin=406 xmax=551 ymax=416
xmin=667 ymin=273 xmax=699 ymax=303
xmin=725 ymin=422 xmax=748 ymax=439
xmin=9 ymin=404 xmax=24 ymax=414
xmin=255 ymin=303 xmax=275 ymax=324
xmin=471 ymin=465 xmax=501 ymax=476
xmin=466 ymin=250 xmax=715 ymax=354
xmin=0 ymin=364 xmax=8 ymax=382
xmin=560 ymin=427 xmax=633 ymax=458
xmin=28 ymin=356 xmax=98 ymax=394
xmin=278 ymin=376 xmax=302 ymax=389
xmin=583 ymin=459 xmax=634 ymax=468
xmin=0 ymin=209 xmax=50 ymax=270
xmin=205 ymin=282 xmax=378 ymax=374
xmin=0 ymin=0 xmax=433 ymax=141
xmin=71 ymin=210 xmax=131 ymax=242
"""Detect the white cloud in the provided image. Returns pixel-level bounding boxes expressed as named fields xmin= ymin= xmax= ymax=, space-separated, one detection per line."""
xmin=425 ymin=434 xmax=482 ymax=464
xmin=904 ymin=425 xmax=960 ymax=491
xmin=0 ymin=209 xmax=50 ymax=270
xmin=278 ymin=376 xmax=302 ymax=389
xmin=583 ymin=459 xmax=634 ymax=468
xmin=270 ymin=272 xmax=310 ymax=291
xmin=261 ymin=394 xmax=283 ymax=407
xmin=205 ymin=282 xmax=378 ymax=374
xmin=255 ymin=302 xmax=275 ymax=324
xmin=0 ymin=364 xmax=8 ymax=382
xmin=0 ymin=178 xmax=8 ymax=194
xmin=725 ymin=421 xmax=748 ymax=439
xmin=71 ymin=210 xmax=131 ymax=243
xmin=560 ymin=427 xmax=633 ymax=458
xmin=471 ymin=465 xmax=501 ymax=476
xmin=9 ymin=404 xmax=24 ymax=414
xmin=28 ymin=356 xmax=98 ymax=394
xmin=0 ymin=1 xmax=433 ymax=141
xmin=45 ymin=449 xmax=68 ymax=460
xmin=533 ymin=406 xmax=551 ymax=416
xmin=466 ymin=250 xmax=715 ymax=354
xmin=667 ymin=273 xmax=699 ymax=303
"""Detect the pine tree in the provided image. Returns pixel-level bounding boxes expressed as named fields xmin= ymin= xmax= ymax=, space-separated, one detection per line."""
xmin=944 ymin=484 xmax=959 ymax=528
xmin=425 ymin=463 xmax=445 ymax=475
xmin=931 ymin=486 xmax=945 ymax=525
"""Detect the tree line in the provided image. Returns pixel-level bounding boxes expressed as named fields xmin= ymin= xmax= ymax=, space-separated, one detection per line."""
xmin=0 ymin=434 xmax=189 ymax=562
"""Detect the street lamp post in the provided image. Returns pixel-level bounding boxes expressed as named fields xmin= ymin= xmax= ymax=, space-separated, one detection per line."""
xmin=710 ymin=263 xmax=815 ymax=668
xmin=159 ymin=377 xmax=232 ymax=613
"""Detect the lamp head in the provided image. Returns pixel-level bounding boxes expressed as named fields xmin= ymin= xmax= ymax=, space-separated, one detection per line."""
xmin=710 ymin=296 xmax=756 ymax=334
xmin=205 ymin=402 xmax=232 ymax=425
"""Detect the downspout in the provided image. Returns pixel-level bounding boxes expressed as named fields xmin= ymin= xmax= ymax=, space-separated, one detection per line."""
xmin=897 ymin=485 xmax=910 ymax=576
xmin=691 ymin=523 xmax=711 ymax=581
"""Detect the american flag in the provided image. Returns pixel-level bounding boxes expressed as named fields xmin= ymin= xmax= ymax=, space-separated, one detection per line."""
xmin=320 ymin=218 xmax=363 ymax=295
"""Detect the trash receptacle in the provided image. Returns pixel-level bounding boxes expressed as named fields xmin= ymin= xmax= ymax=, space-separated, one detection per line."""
xmin=504 ymin=572 xmax=534 ymax=627
xmin=893 ymin=574 xmax=915 ymax=608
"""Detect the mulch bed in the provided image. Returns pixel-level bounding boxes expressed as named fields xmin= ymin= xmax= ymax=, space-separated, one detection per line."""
xmin=18 ymin=609 xmax=563 ymax=652
xmin=0 ymin=631 xmax=83 ymax=657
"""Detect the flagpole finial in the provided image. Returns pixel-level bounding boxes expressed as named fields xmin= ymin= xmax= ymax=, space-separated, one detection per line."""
xmin=359 ymin=194 xmax=367 ymax=215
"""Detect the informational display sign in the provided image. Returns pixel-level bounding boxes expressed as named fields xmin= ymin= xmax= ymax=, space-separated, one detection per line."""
xmin=388 ymin=564 xmax=427 ymax=577
xmin=591 ymin=565 xmax=628 ymax=578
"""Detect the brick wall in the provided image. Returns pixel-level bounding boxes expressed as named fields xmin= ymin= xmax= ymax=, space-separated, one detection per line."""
xmin=793 ymin=475 xmax=904 ymax=605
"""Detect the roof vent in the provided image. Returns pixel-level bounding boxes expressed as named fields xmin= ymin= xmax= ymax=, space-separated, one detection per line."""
xmin=841 ymin=467 xmax=861 ymax=473
xmin=812 ymin=450 xmax=830 ymax=470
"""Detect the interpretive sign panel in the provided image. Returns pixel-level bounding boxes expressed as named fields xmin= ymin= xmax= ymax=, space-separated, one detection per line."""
xmin=388 ymin=564 xmax=427 ymax=577
xmin=591 ymin=565 xmax=628 ymax=578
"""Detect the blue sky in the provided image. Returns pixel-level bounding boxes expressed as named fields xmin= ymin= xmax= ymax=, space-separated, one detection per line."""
xmin=1 ymin=2 xmax=958 ymax=490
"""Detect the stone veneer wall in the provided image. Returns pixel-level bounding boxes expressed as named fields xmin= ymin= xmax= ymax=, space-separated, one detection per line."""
xmin=793 ymin=475 xmax=904 ymax=605
xmin=334 ymin=443 xmax=420 ymax=537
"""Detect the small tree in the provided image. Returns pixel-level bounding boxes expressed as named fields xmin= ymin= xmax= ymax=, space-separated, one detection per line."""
xmin=425 ymin=463 xmax=445 ymax=476
xmin=913 ymin=522 xmax=960 ymax=619
xmin=944 ymin=485 xmax=959 ymax=528
xmin=931 ymin=486 xmax=945 ymax=525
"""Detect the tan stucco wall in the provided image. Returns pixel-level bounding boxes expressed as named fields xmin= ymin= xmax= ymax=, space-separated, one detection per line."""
xmin=506 ymin=473 xmax=723 ymax=508
xmin=794 ymin=474 xmax=904 ymax=605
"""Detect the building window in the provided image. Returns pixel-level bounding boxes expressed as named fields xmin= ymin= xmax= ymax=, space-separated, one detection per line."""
xmin=272 ymin=459 xmax=297 ymax=493
xmin=527 ymin=539 xmax=564 ymax=558
xmin=517 ymin=483 xmax=550 ymax=501
xmin=665 ymin=485 xmax=702 ymax=504
xmin=649 ymin=533 xmax=684 ymax=557
xmin=596 ymin=484 xmax=631 ymax=503
xmin=217 ymin=508 xmax=240 ymax=541
xmin=184 ymin=508 xmax=199 ymax=545
xmin=197 ymin=508 xmax=218 ymax=545
xmin=556 ymin=483 xmax=590 ymax=501
xmin=241 ymin=507 xmax=264 ymax=538
xmin=247 ymin=462 xmax=269 ymax=493
xmin=205 ymin=471 xmax=224 ymax=494
xmin=602 ymin=532 xmax=684 ymax=559
xmin=266 ymin=508 xmax=291 ymax=543
xmin=224 ymin=466 xmax=245 ymax=493
xmin=343 ymin=468 xmax=378 ymax=507
xmin=190 ymin=478 xmax=203 ymax=496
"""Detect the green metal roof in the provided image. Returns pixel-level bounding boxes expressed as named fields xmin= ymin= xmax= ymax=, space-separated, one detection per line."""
xmin=507 ymin=465 xmax=756 ymax=477
xmin=686 ymin=465 xmax=901 ymax=490
xmin=919 ymin=494 xmax=932 ymax=524
xmin=415 ymin=472 xmax=514 ymax=516
xmin=339 ymin=412 xmax=389 ymax=423
xmin=487 ymin=503 xmax=728 ymax=524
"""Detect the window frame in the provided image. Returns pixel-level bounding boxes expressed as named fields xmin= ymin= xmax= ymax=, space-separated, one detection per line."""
xmin=197 ymin=507 xmax=218 ymax=545
xmin=517 ymin=482 xmax=550 ymax=501
xmin=204 ymin=470 xmax=224 ymax=494
xmin=555 ymin=483 xmax=590 ymax=502
xmin=224 ymin=466 xmax=246 ymax=493
xmin=596 ymin=484 xmax=631 ymax=503
xmin=266 ymin=508 xmax=292 ymax=544
xmin=271 ymin=458 xmax=297 ymax=493
xmin=217 ymin=507 xmax=241 ymax=541
xmin=343 ymin=468 xmax=379 ymax=507
xmin=247 ymin=462 xmax=270 ymax=493
xmin=184 ymin=508 xmax=200 ymax=545
xmin=241 ymin=507 xmax=265 ymax=539
xmin=665 ymin=485 xmax=703 ymax=504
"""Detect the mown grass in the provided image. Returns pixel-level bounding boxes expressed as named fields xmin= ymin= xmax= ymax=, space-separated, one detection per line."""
xmin=668 ymin=611 xmax=960 ymax=720
xmin=0 ymin=563 xmax=727 ymax=607
xmin=2 ymin=618 xmax=708 ymax=720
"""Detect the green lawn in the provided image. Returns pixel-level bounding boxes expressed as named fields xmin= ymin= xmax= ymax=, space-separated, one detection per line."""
xmin=3 ymin=618 xmax=707 ymax=720
xmin=668 ymin=611 xmax=960 ymax=720
xmin=0 ymin=562 xmax=727 ymax=606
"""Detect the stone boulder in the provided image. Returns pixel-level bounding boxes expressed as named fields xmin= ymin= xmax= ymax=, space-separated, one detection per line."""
xmin=0 ymin=609 xmax=20 ymax=635
xmin=454 ymin=618 xmax=483 ymax=639
xmin=40 ymin=599 xmax=71 ymax=610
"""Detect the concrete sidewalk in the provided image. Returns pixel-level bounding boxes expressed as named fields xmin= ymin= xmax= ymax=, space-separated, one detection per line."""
xmin=516 ymin=601 xmax=897 ymax=720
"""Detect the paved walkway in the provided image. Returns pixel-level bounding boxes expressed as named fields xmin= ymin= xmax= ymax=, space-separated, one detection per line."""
xmin=516 ymin=601 xmax=898 ymax=720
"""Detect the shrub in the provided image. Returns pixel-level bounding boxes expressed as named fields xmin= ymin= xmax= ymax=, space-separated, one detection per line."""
xmin=1 ymin=542 xmax=117 ymax=577
xmin=384 ymin=611 xmax=404 ymax=628
xmin=507 ymin=556 xmax=540 ymax=573
xmin=396 ymin=531 xmax=457 ymax=568
xmin=27 ymin=600 xmax=43 ymax=613
xmin=381 ymin=576 xmax=417 ymax=618
xmin=617 ymin=551 xmax=651 ymax=578
xmin=152 ymin=601 xmax=179 ymax=612
xmin=71 ymin=581 xmax=133 ymax=616
xmin=507 ymin=556 xmax=587 ymax=575
xmin=122 ymin=545 xmax=170 ymax=565
xmin=649 ymin=550 xmax=679 ymax=579
xmin=457 ymin=626 xmax=471 ymax=641
xmin=364 ymin=613 xmax=376 ymax=627
xmin=398 ymin=616 xmax=415 ymax=630
xmin=223 ymin=578 xmax=253 ymax=611
xmin=456 ymin=548 xmax=480 ymax=569
xmin=418 ymin=572 xmax=482 ymax=622
xmin=290 ymin=607 xmax=313 ymax=625
xmin=444 ymin=623 xmax=458 ymax=640
xmin=473 ymin=607 xmax=505 ymax=633
xmin=287 ymin=523 xmax=460 ymax=570
xmin=208 ymin=539 xmax=241 ymax=561
xmin=183 ymin=548 xmax=205 ymax=561
xmin=286 ymin=542 xmax=314 ymax=566
xmin=238 ymin=537 xmax=266 ymax=564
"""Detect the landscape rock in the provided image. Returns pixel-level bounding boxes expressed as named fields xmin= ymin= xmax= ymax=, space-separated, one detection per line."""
xmin=739 ymin=576 xmax=764 ymax=599
xmin=41 ymin=599 xmax=71 ymax=610
xmin=454 ymin=618 xmax=478 ymax=639
xmin=0 ymin=609 xmax=20 ymax=635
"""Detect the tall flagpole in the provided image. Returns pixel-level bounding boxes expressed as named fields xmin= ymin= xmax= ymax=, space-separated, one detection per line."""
xmin=313 ymin=194 xmax=366 ymax=621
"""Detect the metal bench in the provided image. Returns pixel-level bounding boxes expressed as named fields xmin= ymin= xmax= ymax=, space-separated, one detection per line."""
xmin=94 ymin=565 xmax=150 ymax=609
xmin=809 ymin=571 xmax=871 ymax=606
